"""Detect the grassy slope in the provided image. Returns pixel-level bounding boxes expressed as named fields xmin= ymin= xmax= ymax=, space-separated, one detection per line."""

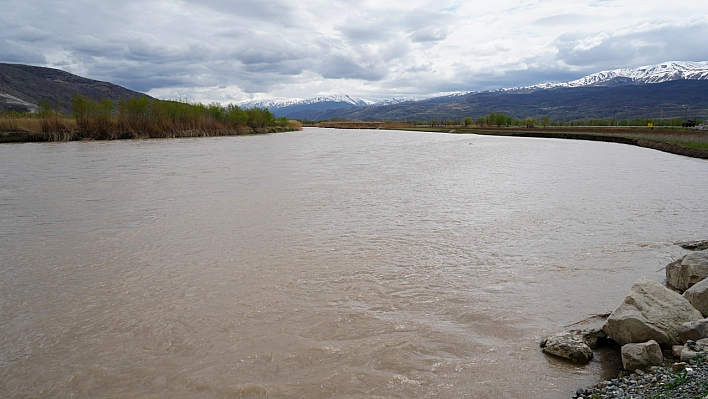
xmin=0 ymin=63 xmax=147 ymax=114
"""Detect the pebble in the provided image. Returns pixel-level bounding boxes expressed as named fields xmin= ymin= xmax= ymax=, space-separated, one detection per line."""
xmin=573 ymin=361 xmax=708 ymax=399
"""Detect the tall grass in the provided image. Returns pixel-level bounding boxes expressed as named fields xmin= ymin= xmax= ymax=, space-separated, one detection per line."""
xmin=0 ymin=95 xmax=300 ymax=142
xmin=0 ymin=116 xmax=79 ymax=133
xmin=287 ymin=120 xmax=303 ymax=130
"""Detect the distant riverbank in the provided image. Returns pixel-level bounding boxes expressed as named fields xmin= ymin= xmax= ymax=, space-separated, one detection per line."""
xmin=401 ymin=126 xmax=708 ymax=160
xmin=312 ymin=122 xmax=708 ymax=159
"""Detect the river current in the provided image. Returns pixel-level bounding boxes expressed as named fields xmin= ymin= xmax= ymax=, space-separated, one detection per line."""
xmin=1 ymin=127 xmax=707 ymax=398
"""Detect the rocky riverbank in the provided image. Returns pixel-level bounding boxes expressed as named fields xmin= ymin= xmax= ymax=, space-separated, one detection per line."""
xmin=539 ymin=240 xmax=708 ymax=399
xmin=0 ymin=125 xmax=299 ymax=143
xmin=574 ymin=362 xmax=708 ymax=399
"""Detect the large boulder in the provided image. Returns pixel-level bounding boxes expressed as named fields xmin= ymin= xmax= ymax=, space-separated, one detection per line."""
xmin=621 ymin=340 xmax=663 ymax=371
xmin=540 ymin=330 xmax=594 ymax=364
xmin=684 ymin=278 xmax=708 ymax=317
xmin=679 ymin=319 xmax=708 ymax=342
xmin=602 ymin=277 xmax=703 ymax=347
xmin=666 ymin=250 xmax=708 ymax=292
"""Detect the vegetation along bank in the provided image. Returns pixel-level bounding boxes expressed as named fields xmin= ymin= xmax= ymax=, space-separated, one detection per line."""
xmin=0 ymin=94 xmax=302 ymax=143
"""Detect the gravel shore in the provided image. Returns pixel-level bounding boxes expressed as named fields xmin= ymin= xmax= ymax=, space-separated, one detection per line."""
xmin=574 ymin=360 xmax=708 ymax=399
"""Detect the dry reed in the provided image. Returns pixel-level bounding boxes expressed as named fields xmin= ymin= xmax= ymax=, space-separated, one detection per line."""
xmin=287 ymin=120 xmax=303 ymax=130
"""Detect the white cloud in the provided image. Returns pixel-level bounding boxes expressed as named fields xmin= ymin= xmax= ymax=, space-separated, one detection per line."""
xmin=1 ymin=0 xmax=707 ymax=102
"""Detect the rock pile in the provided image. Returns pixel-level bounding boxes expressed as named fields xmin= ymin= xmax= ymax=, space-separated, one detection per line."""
xmin=539 ymin=247 xmax=708 ymax=398
xmin=574 ymin=362 xmax=708 ymax=399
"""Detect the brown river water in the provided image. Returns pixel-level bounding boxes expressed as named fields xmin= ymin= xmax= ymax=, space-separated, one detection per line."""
xmin=1 ymin=127 xmax=707 ymax=398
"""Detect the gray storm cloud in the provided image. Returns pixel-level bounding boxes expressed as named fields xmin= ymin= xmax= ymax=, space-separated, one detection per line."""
xmin=1 ymin=0 xmax=706 ymax=102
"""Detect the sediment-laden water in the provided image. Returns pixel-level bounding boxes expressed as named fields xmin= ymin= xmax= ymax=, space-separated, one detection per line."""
xmin=1 ymin=127 xmax=707 ymax=398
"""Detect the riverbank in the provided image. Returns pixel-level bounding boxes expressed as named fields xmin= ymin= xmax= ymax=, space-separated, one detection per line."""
xmin=0 ymin=125 xmax=301 ymax=143
xmin=399 ymin=126 xmax=708 ymax=159
xmin=493 ymin=130 xmax=708 ymax=160
xmin=0 ymin=94 xmax=302 ymax=143
xmin=575 ymin=362 xmax=708 ymax=399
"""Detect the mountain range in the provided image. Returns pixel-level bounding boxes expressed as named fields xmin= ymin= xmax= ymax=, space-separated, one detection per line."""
xmin=241 ymin=61 xmax=708 ymax=121
xmin=2 ymin=61 xmax=708 ymax=122
xmin=498 ymin=61 xmax=708 ymax=91
xmin=238 ymin=95 xmax=417 ymax=118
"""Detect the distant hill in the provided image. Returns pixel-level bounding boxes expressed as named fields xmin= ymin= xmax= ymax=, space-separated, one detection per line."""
xmin=0 ymin=63 xmax=149 ymax=114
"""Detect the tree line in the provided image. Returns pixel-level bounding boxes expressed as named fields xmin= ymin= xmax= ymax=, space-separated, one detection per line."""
xmin=416 ymin=113 xmax=703 ymax=128
xmin=297 ymin=112 xmax=702 ymax=128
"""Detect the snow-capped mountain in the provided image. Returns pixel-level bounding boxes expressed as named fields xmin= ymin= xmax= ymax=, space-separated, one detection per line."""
xmin=502 ymin=61 xmax=708 ymax=92
xmin=239 ymin=94 xmax=415 ymax=110
xmin=237 ymin=61 xmax=708 ymax=120
xmin=369 ymin=97 xmax=419 ymax=106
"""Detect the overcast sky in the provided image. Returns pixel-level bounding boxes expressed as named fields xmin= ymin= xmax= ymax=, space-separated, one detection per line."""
xmin=2 ymin=0 xmax=708 ymax=103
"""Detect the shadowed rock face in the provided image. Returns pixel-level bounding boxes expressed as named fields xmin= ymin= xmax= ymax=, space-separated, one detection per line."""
xmin=0 ymin=63 xmax=148 ymax=114
xmin=603 ymin=277 xmax=703 ymax=348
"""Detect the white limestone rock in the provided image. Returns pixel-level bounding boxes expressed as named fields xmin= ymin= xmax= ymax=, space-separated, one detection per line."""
xmin=602 ymin=277 xmax=703 ymax=347
xmin=684 ymin=279 xmax=708 ymax=317
xmin=540 ymin=330 xmax=594 ymax=364
xmin=679 ymin=319 xmax=708 ymax=342
xmin=666 ymin=250 xmax=708 ymax=292
xmin=621 ymin=340 xmax=663 ymax=371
